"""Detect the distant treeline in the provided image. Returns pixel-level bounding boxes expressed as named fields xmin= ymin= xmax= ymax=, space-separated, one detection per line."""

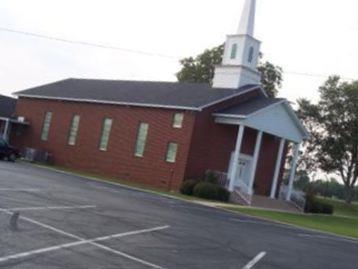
xmin=294 ymin=172 xmax=358 ymax=202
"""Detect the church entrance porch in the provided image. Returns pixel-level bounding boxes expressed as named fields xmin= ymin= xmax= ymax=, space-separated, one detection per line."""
xmin=213 ymin=97 xmax=309 ymax=205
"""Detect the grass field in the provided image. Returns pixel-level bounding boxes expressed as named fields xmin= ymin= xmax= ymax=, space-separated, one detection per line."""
xmin=223 ymin=206 xmax=358 ymax=239
xmin=316 ymin=196 xmax=358 ymax=218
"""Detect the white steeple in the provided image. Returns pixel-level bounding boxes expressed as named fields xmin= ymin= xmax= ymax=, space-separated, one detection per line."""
xmin=237 ymin=0 xmax=256 ymax=35
xmin=212 ymin=0 xmax=261 ymax=89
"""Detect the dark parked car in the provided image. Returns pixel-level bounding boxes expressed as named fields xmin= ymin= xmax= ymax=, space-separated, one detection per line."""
xmin=0 ymin=137 xmax=20 ymax=162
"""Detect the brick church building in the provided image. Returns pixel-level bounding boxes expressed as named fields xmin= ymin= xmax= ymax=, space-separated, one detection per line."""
xmin=11 ymin=0 xmax=308 ymax=204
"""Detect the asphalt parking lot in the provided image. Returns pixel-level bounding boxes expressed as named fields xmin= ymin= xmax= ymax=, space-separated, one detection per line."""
xmin=0 ymin=161 xmax=357 ymax=269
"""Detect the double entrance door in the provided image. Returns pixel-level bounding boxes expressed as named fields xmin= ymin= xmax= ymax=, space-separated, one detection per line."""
xmin=229 ymin=153 xmax=253 ymax=194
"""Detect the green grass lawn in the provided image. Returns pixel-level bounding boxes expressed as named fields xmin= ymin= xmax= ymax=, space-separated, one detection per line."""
xmin=222 ymin=206 xmax=358 ymax=239
xmin=316 ymin=196 xmax=358 ymax=218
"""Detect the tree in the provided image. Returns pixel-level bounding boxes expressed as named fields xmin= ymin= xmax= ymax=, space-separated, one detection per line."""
xmin=176 ymin=44 xmax=283 ymax=98
xmin=297 ymin=76 xmax=358 ymax=204
xmin=176 ymin=45 xmax=224 ymax=84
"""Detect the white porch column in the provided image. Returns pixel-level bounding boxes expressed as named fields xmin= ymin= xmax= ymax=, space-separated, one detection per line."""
xmin=270 ymin=138 xmax=286 ymax=198
xmin=247 ymin=130 xmax=263 ymax=195
xmin=229 ymin=125 xmax=245 ymax=192
xmin=2 ymin=119 xmax=10 ymax=142
xmin=286 ymin=143 xmax=300 ymax=201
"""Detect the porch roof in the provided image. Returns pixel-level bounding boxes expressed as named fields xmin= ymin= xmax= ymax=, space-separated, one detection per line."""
xmin=213 ymin=96 xmax=310 ymax=143
xmin=0 ymin=116 xmax=29 ymax=125
xmin=215 ymin=97 xmax=285 ymax=118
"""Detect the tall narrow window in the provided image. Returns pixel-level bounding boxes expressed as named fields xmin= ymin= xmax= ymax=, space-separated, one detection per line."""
xmin=173 ymin=113 xmax=184 ymax=128
xmin=248 ymin=46 xmax=254 ymax=63
xmin=68 ymin=115 xmax=80 ymax=146
xmin=230 ymin=43 xmax=238 ymax=59
xmin=99 ymin=118 xmax=113 ymax=151
xmin=41 ymin=112 xmax=52 ymax=141
xmin=166 ymin=142 xmax=178 ymax=163
xmin=135 ymin=123 xmax=149 ymax=157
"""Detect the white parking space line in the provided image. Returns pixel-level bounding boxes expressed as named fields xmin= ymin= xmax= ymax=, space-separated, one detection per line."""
xmin=242 ymin=252 xmax=266 ymax=269
xmin=0 ymin=188 xmax=41 ymax=192
xmin=0 ymin=208 xmax=168 ymax=269
xmin=5 ymin=205 xmax=96 ymax=211
xmin=0 ymin=226 xmax=169 ymax=264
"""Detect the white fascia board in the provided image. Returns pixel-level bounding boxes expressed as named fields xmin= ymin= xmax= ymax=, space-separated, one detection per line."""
xmin=214 ymin=100 xmax=310 ymax=143
xmin=244 ymin=100 xmax=309 ymax=141
xmin=0 ymin=117 xmax=9 ymax=121
xmin=15 ymin=94 xmax=201 ymax=112
xmin=212 ymin=99 xmax=285 ymax=121
xmin=212 ymin=113 xmax=246 ymax=119
xmin=0 ymin=116 xmax=29 ymax=125
xmin=245 ymin=100 xmax=286 ymax=118
xmin=282 ymin=101 xmax=310 ymax=140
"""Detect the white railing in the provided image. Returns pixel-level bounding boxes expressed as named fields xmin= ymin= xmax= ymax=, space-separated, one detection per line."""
xmin=279 ymin=185 xmax=306 ymax=211
xmin=234 ymin=186 xmax=252 ymax=205
xmin=205 ymin=170 xmax=229 ymax=187
xmin=236 ymin=179 xmax=250 ymax=194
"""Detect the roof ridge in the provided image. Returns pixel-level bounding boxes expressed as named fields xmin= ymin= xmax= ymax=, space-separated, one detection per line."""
xmin=66 ymin=77 xmax=214 ymax=86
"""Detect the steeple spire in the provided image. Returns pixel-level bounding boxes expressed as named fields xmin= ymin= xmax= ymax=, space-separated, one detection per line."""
xmin=237 ymin=0 xmax=256 ymax=36
xmin=212 ymin=0 xmax=261 ymax=89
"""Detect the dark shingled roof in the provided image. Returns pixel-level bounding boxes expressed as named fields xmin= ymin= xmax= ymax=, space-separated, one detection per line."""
xmin=0 ymin=95 xmax=16 ymax=118
xmin=216 ymin=96 xmax=285 ymax=117
xmin=14 ymin=78 xmax=261 ymax=110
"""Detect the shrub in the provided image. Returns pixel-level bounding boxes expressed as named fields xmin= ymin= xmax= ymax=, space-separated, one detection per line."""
xmin=305 ymin=191 xmax=334 ymax=215
xmin=192 ymin=182 xmax=230 ymax=202
xmin=205 ymin=171 xmax=219 ymax=184
xmin=180 ymin=180 xmax=198 ymax=196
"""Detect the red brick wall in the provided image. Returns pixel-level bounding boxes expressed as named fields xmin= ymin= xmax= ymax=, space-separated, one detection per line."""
xmin=14 ymin=88 xmax=289 ymax=196
xmin=254 ymin=134 xmax=280 ymax=195
xmin=184 ymin=89 xmax=262 ymax=179
xmin=14 ymin=98 xmax=196 ymax=190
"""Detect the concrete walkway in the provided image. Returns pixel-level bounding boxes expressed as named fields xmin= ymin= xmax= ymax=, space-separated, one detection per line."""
xmin=195 ymin=196 xmax=302 ymax=213
xmin=251 ymin=195 xmax=302 ymax=213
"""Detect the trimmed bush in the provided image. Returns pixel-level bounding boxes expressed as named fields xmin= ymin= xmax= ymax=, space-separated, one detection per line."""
xmin=192 ymin=182 xmax=230 ymax=202
xmin=205 ymin=171 xmax=218 ymax=184
xmin=180 ymin=180 xmax=198 ymax=196
xmin=305 ymin=192 xmax=334 ymax=215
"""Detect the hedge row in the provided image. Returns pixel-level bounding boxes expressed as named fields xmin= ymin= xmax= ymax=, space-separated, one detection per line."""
xmin=180 ymin=180 xmax=230 ymax=202
xmin=304 ymin=193 xmax=334 ymax=215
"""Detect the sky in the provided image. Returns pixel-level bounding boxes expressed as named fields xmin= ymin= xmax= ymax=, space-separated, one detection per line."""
xmin=0 ymin=0 xmax=357 ymax=104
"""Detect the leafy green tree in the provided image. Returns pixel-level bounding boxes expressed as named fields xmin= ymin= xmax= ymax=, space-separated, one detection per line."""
xmin=298 ymin=76 xmax=358 ymax=204
xmin=176 ymin=44 xmax=283 ymax=98
xmin=257 ymin=62 xmax=283 ymax=98
xmin=294 ymin=170 xmax=311 ymax=190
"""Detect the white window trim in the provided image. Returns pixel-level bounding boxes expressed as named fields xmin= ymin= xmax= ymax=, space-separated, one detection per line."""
xmin=172 ymin=113 xmax=184 ymax=129
xmin=68 ymin=115 xmax=80 ymax=146
xmin=41 ymin=112 xmax=52 ymax=141
xmin=134 ymin=122 xmax=149 ymax=157
xmin=166 ymin=142 xmax=178 ymax=163
xmin=99 ymin=118 xmax=113 ymax=151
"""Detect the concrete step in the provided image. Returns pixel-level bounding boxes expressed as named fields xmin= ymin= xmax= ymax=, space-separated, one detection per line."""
xmin=251 ymin=195 xmax=302 ymax=213
xmin=230 ymin=188 xmax=251 ymax=205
